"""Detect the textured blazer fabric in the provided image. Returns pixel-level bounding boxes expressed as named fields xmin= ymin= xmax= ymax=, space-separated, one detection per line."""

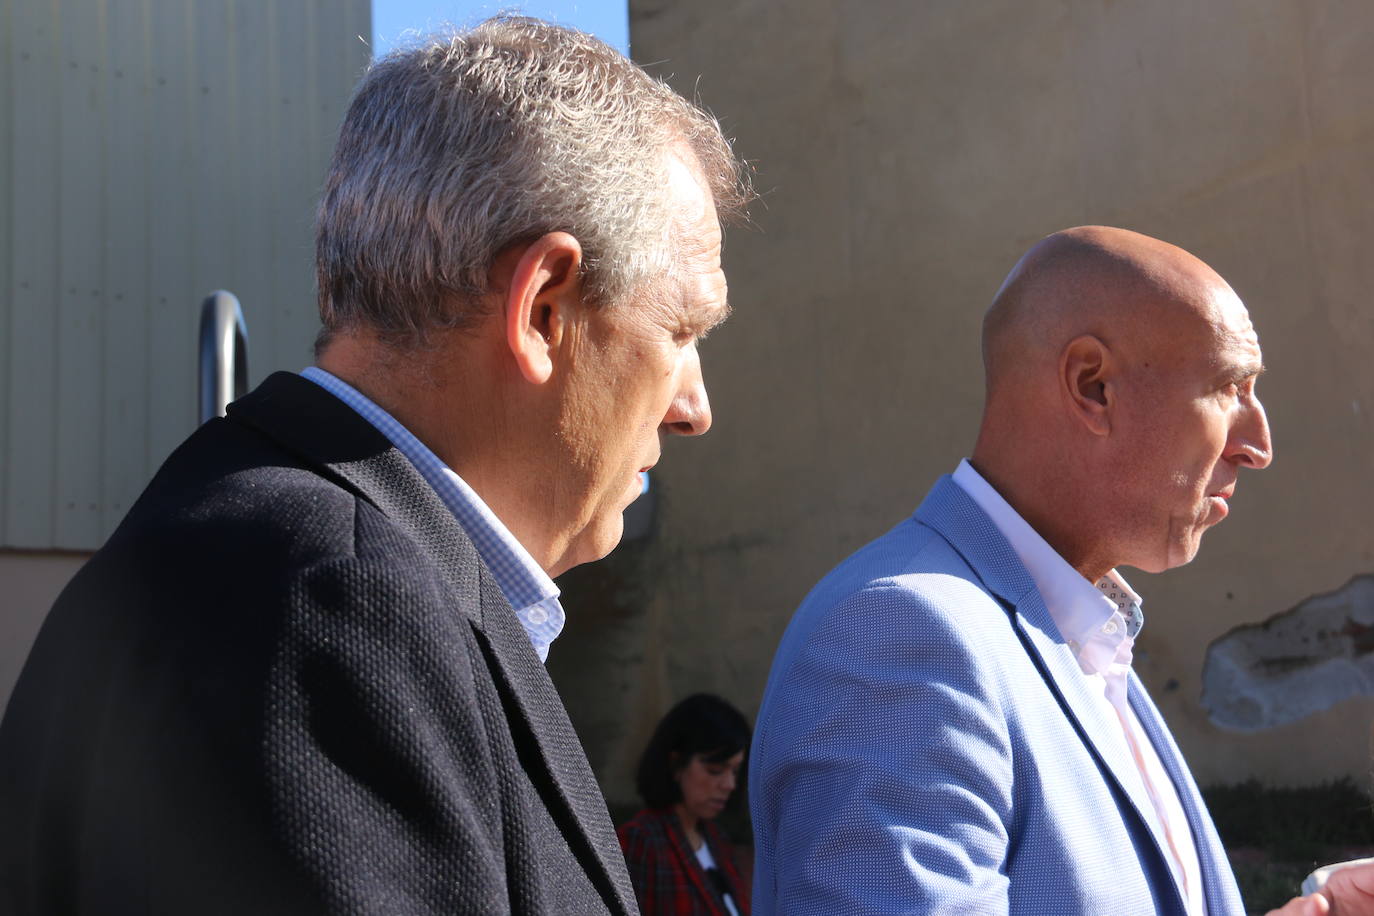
xmin=618 ymin=807 xmax=751 ymax=915
xmin=748 ymin=476 xmax=1245 ymax=916
xmin=0 ymin=372 xmax=637 ymax=916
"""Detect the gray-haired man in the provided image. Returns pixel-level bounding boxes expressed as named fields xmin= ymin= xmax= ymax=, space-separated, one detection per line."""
xmin=0 ymin=18 xmax=749 ymax=914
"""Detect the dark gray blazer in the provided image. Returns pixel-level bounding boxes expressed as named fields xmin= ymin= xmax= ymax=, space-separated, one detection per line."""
xmin=0 ymin=372 xmax=637 ymax=915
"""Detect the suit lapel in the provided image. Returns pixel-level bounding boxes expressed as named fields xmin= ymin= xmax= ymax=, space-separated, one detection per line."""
xmin=1008 ymin=594 xmax=1178 ymax=868
xmin=916 ymin=477 xmax=1186 ymax=908
xmin=1130 ymin=675 xmax=1245 ymax=916
xmin=472 ymin=566 xmax=637 ymax=914
xmin=227 ymin=372 xmax=635 ymax=915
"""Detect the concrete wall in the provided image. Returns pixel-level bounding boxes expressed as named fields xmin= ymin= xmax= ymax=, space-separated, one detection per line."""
xmin=573 ymin=0 xmax=1374 ymax=805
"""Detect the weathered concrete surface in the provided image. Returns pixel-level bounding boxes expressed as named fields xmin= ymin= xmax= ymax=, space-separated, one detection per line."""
xmin=578 ymin=0 xmax=1374 ymax=801
xmin=1204 ymin=575 xmax=1374 ymax=731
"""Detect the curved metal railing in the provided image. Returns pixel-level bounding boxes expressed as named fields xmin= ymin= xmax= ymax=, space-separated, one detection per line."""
xmin=198 ymin=290 xmax=249 ymax=423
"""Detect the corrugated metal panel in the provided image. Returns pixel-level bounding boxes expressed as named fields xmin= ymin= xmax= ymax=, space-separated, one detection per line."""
xmin=1 ymin=0 xmax=371 ymax=549
xmin=101 ymin=0 xmax=152 ymax=535
xmin=0 ymin=0 xmax=14 ymax=550
xmin=5 ymin=0 xmax=61 ymax=548
xmin=55 ymin=0 xmax=107 ymax=548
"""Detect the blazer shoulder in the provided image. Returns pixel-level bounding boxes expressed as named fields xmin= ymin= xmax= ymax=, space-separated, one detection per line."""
xmin=788 ymin=515 xmax=1000 ymax=644
xmin=756 ymin=513 xmax=1016 ymax=736
xmin=112 ymin=374 xmax=465 ymax=579
xmin=70 ymin=403 xmax=475 ymax=658
xmin=108 ymin=422 xmax=364 ymax=567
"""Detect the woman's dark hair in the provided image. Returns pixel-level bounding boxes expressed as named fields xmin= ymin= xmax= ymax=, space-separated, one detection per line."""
xmin=635 ymin=693 xmax=751 ymax=810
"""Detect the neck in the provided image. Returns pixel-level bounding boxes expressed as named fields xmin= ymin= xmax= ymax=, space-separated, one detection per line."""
xmin=317 ymin=329 xmax=562 ymax=574
xmin=673 ymin=803 xmax=702 ymax=848
xmin=967 ymin=448 xmax=1112 ymax=584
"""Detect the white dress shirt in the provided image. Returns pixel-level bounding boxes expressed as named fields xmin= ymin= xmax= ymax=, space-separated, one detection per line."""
xmin=953 ymin=459 xmax=1206 ymax=916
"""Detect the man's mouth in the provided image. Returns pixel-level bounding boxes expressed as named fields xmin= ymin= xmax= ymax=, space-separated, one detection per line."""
xmin=1207 ymin=480 xmax=1235 ymax=501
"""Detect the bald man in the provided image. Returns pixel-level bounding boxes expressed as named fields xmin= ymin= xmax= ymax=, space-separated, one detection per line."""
xmin=750 ymin=227 xmax=1271 ymax=915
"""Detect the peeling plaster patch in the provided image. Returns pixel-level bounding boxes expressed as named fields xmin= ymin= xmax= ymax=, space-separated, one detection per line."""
xmin=1201 ymin=574 xmax=1374 ymax=731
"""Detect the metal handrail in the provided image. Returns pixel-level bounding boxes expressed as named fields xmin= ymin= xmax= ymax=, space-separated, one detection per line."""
xmin=198 ymin=290 xmax=249 ymax=423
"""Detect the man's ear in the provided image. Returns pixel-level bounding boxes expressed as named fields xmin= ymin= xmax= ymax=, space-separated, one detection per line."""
xmin=503 ymin=231 xmax=584 ymax=385
xmin=1061 ymin=334 xmax=1114 ymax=436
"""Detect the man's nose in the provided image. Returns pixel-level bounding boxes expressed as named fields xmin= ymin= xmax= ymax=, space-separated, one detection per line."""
xmin=722 ymin=769 xmax=736 ymax=793
xmin=1229 ymin=397 xmax=1273 ymax=469
xmin=662 ymin=349 xmax=712 ymax=436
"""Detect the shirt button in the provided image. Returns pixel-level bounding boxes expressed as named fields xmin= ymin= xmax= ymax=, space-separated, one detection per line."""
xmin=526 ymin=607 xmax=549 ymax=625
xmin=1102 ymin=620 xmax=1118 ymax=635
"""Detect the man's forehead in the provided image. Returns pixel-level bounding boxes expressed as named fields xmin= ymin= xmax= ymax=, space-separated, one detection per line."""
xmin=1228 ymin=305 xmax=1257 ymax=337
xmin=1203 ymin=282 xmax=1257 ymax=336
xmin=669 ymin=252 xmax=729 ymax=322
xmin=665 ymin=146 xmax=715 ymax=226
xmin=1211 ymin=301 xmax=1264 ymax=373
xmin=662 ymin=145 xmax=728 ymax=326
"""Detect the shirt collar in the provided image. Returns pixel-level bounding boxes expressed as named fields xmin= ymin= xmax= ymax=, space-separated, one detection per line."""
xmin=952 ymin=459 xmax=1142 ymax=672
xmin=300 ymin=367 xmax=563 ymax=660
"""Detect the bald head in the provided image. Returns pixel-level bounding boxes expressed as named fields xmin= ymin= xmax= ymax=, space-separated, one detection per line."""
xmin=970 ymin=226 xmax=1271 ymax=582
xmin=982 ymin=226 xmax=1233 ymax=396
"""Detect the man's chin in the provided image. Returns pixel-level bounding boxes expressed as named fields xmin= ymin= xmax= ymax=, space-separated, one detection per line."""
xmin=593 ymin=529 xmax=625 ymax=564
xmin=1162 ymin=536 xmax=1205 ymax=571
xmin=1123 ymin=540 xmax=1201 ymax=574
xmin=554 ymin=517 xmax=626 ymax=577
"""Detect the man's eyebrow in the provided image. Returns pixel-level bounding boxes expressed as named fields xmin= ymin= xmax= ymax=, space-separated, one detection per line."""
xmin=1217 ymin=360 xmax=1265 ymax=384
xmin=695 ymin=301 xmax=732 ymax=336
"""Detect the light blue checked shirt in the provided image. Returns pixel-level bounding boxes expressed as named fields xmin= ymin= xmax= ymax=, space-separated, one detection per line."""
xmin=301 ymin=367 xmax=565 ymax=662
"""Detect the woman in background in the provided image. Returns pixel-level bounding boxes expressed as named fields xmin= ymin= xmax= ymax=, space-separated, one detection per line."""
xmin=618 ymin=693 xmax=751 ymax=916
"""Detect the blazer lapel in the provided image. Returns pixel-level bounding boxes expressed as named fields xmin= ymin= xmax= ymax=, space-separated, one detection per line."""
xmin=1009 ymin=596 xmax=1179 ymax=877
xmin=228 ymin=372 xmax=635 ymax=915
xmin=916 ymin=477 xmax=1186 ymax=908
xmin=1130 ymin=676 xmax=1246 ymax=916
xmin=472 ymin=567 xmax=637 ymax=914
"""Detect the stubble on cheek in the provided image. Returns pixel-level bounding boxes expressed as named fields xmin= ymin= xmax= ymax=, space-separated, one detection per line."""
xmin=1160 ymin=470 xmax=1209 ymax=569
xmin=1164 ymin=515 xmax=1200 ymax=569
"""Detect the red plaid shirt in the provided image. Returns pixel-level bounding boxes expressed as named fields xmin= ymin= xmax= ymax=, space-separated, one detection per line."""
xmin=618 ymin=808 xmax=751 ymax=916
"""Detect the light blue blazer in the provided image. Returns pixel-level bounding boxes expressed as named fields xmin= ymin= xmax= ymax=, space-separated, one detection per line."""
xmin=749 ymin=477 xmax=1245 ymax=915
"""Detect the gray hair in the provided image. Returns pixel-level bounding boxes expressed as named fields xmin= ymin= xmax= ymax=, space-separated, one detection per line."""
xmin=315 ymin=16 xmax=751 ymax=347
